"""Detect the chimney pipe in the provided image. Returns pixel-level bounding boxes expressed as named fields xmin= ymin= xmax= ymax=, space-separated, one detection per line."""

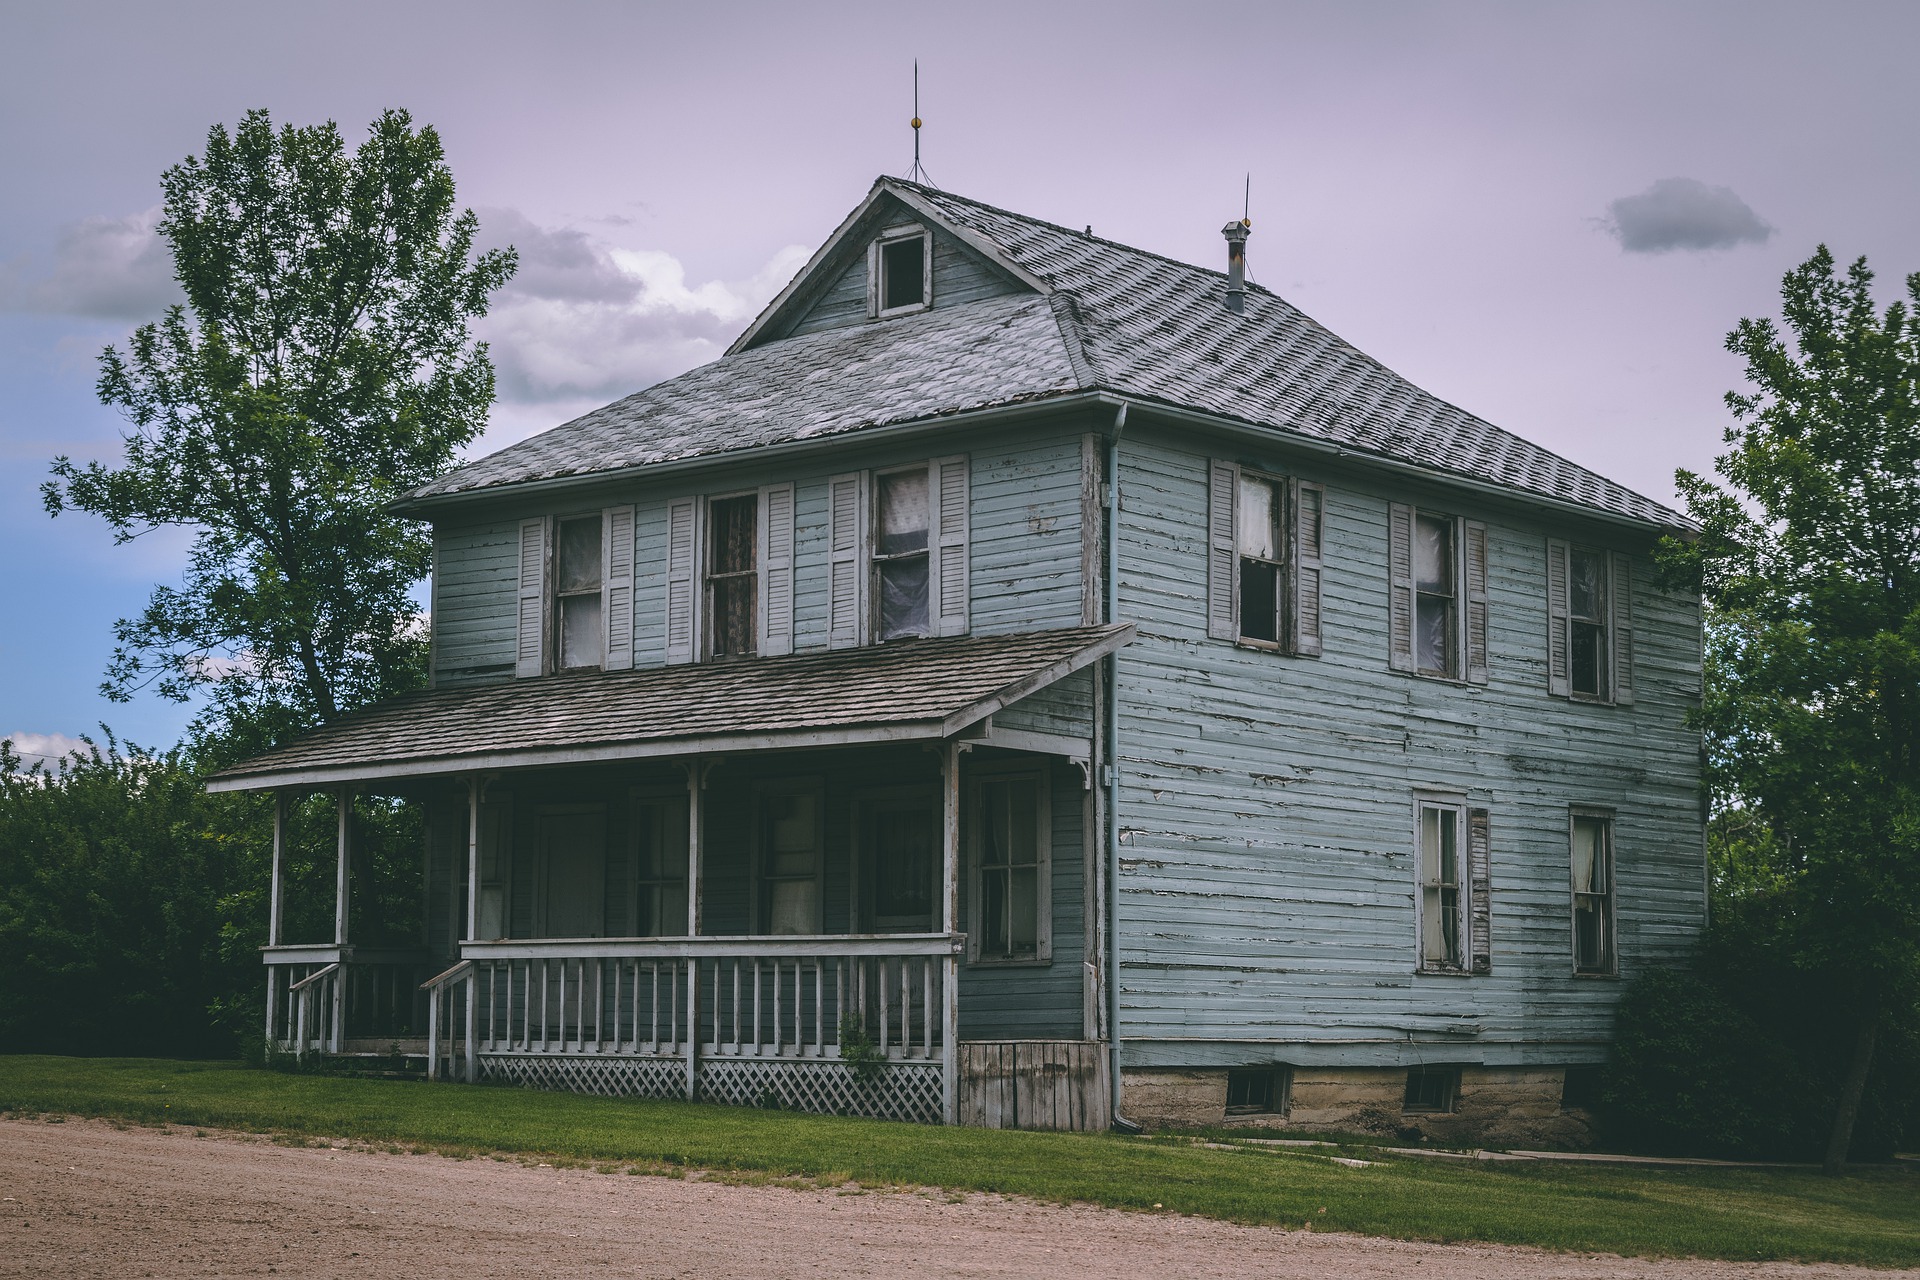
xmin=1222 ymin=219 xmax=1250 ymax=314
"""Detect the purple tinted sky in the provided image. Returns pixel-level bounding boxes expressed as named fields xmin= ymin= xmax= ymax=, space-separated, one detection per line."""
xmin=3 ymin=0 xmax=1917 ymax=758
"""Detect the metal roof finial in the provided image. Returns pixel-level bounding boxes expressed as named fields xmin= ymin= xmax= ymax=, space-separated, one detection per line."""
xmin=906 ymin=60 xmax=938 ymax=188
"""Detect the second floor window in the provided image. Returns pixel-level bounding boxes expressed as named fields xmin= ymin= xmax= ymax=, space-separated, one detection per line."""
xmin=1570 ymin=548 xmax=1609 ymax=700
xmin=1413 ymin=513 xmax=1457 ymax=677
xmin=556 ymin=514 xmax=604 ymax=670
xmin=1547 ymin=541 xmax=1636 ymax=704
xmin=827 ymin=458 xmax=969 ymax=649
xmin=1207 ymin=460 xmax=1326 ymax=655
xmin=875 ymin=468 xmax=931 ymax=640
xmin=1388 ymin=504 xmax=1489 ymax=684
xmin=1237 ymin=471 xmax=1285 ymax=644
xmin=706 ymin=494 xmax=758 ymax=658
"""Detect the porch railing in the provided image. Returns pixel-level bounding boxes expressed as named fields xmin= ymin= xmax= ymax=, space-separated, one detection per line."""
xmin=263 ymin=945 xmax=433 ymax=1058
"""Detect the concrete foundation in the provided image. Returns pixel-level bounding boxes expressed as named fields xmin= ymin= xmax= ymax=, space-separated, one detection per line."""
xmin=1121 ymin=1063 xmax=1596 ymax=1149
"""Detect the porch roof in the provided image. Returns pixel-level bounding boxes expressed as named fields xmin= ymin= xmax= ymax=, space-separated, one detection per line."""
xmin=206 ymin=624 xmax=1132 ymax=793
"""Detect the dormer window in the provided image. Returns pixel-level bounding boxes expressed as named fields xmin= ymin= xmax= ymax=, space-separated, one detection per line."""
xmin=872 ymin=226 xmax=931 ymax=316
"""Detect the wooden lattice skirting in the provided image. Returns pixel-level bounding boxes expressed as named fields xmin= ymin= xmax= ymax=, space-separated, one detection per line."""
xmin=476 ymin=1053 xmax=944 ymax=1124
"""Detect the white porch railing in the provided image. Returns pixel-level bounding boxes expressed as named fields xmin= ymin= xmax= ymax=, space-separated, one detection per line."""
xmin=423 ymin=934 xmax=963 ymax=1123
xmin=263 ymin=945 xmax=432 ymax=1058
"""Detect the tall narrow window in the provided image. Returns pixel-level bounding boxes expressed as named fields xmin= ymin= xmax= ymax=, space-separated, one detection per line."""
xmin=1237 ymin=472 xmax=1285 ymax=645
xmin=758 ymin=789 xmax=821 ymax=934
xmin=860 ymin=792 xmax=937 ymax=932
xmin=556 ymin=514 xmax=604 ymax=670
xmin=1572 ymin=813 xmax=1616 ymax=975
xmin=1569 ymin=549 xmax=1609 ymax=699
xmin=973 ymin=774 xmax=1048 ymax=962
xmin=1418 ymin=801 xmax=1465 ymax=970
xmin=1414 ymin=513 xmax=1456 ymax=677
xmin=632 ymin=794 xmax=689 ymax=937
xmin=874 ymin=468 xmax=931 ymax=640
xmin=877 ymin=232 xmax=928 ymax=314
xmin=706 ymin=494 xmax=757 ymax=658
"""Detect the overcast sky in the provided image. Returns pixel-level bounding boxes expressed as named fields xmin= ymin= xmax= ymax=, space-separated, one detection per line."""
xmin=3 ymin=0 xmax=1917 ymax=759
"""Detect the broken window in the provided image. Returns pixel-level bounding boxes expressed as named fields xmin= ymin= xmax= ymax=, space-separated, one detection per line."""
xmin=874 ymin=467 xmax=931 ymax=641
xmin=1418 ymin=801 xmax=1466 ymax=971
xmin=555 ymin=514 xmax=604 ymax=671
xmin=1414 ymin=513 xmax=1457 ymax=677
xmin=972 ymin=772 xmax=1049 ymax=963
xmin=876 ymin=231 xmax=929 ymax=314
xmin=1226 ymin=1067 xmax=1290 ymax=1116
xmin=1569 ymin=549 xmax=1609 ymax=699
xmin=758 ymin=788 xmax=821 ymax=934
xmin=1403 ymin=1064 xmax=1460 ymax=1113
xmin=705 ymin=494 xmax=758 ymax=658
xmin=1236 ymin=471 xmax=1286 ymax=645
xmin=1572 ymin=812 xmax=1615 ymax=975
xmin=861 ymin=791 xmax=938 ymax=932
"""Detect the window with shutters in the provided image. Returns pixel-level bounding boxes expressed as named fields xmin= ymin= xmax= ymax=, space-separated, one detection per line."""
xmin=874 ymin=466 xmax=931 ymax=640
xmin=1207 ymin=460 xmax=1325 ymax=656
xmin=555 ymin=514 xmax=604 ymax=671
xmin=969 ymin=769 xmax=1051 ymax=964
xmin=1571 ymin=810 xmax=1616 ymax=976
xmin=705 ymin=493 xmax=758 ymax=658
xmin=1413 ymin=514 xmax=1457 ymax=677
xmin=871 ymin=226 xmax=931 ymax=316
xmin=1546 ymin=541 xmax=1634 ymax=704
xmin=1417 ymin=800 xmax=1467 ymax=971
xmin=1388 ymin=505 xmax=1488 ymax=684
xmin=830 ymin=457 xmax=967 ymax=648
xmin=663 ymin=486 xmax=792 ymax=665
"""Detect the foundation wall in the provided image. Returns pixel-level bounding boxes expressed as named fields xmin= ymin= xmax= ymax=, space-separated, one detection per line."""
xmin=1122 ymin=1064 xmax=1596 ymax=1149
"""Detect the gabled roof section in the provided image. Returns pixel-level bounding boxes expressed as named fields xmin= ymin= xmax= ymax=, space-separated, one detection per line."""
xmin=409 ymin=176 xmax=1687 ymax=529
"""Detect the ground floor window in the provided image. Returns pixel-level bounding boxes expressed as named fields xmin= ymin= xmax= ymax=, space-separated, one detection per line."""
xmin=1225 ymin=1067 xmax=1291 ymax=1117
xmin=858 ymin=789 xmax=938 ymax=932
xmin=1416 ymin=799 xmax=1467 ymax=971
xmin=969 ymin=769 xmax=1051 ymax=963
xmin=632 ymin=791 xmax=689 ymax=936
xmin=757 ymin=784 xmax=823 ymax=934
xmin=1571 ymin=810 xmax=1616 ymax=975
xmin=1403 ymin=1064 xmax=1460 ymax=1114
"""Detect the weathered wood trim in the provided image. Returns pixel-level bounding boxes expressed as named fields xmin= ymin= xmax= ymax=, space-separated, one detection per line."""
xmin=1080 ymin=434 xmax=1101 ymax=627
xmin=1464 ymin=519 xmax=1489 ymax=685
xmin=664 ymin=497 xmax=700 ymax=665
xmin=1610 ymin=552 xmax=1636 ymax=705
xmin=1206 ymin=459 xmax=1238 ymax=641
xmin=1387 ymin=503 xmax=1416 ymax=671
xmin=459 ymin=934 xmax=963 ymax=961
xmin=932 ymin=455 xmax=971 ymax=637
xmin=514 ymin=517 xmax=548 ymax=678
xmin=1468 ymin=807 xmax=1492 ymax=974
xmin=1290 ymin=478 xmax=1326 ymax=657
xmin=334 ymin=792 xmax=353 ymax=947
xmin=1546 ymin=537 xmax=1572 ymax=696
xmin=942 ymin=740 xmax=962 ymax=1124
xmin=828 ymin=471 xmax=868 ymax=648
xmin=603 ymin=504 xmax=636 ymax=670
xmin=758 ymin=483 xmax=795 ymax=657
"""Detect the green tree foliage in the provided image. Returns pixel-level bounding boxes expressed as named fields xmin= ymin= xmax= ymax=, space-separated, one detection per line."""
xmin=43 ymin=108 xmax=516 ymax=761
xmin=1658 ymin=246 xmax=1920 ymax=1171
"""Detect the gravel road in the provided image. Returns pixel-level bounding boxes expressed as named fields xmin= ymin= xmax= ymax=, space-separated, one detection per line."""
xmin=0 ymin=1116 xmax=1901 ymax=1279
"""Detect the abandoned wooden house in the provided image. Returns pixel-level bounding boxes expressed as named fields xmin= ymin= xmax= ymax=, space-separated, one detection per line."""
xmin=209 ymin=177 xmax=1705 ymax=1141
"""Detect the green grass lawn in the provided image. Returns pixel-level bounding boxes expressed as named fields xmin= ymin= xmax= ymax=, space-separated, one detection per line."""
xmin=3 ymin=1055 xmax=1915 ymax=1268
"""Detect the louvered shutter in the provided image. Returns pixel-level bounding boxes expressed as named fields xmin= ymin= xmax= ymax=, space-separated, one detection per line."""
xmin=515 ymin=517 xmax=547 ymax=678
xmin=1546 ymin=539 xmax=1572 ymax=696
xmin=1468 ymin=807 xmax=1492 ymax=975
xmin=1387 ymin=503 xmax=1415 ymax=671
xmin=758 ymin=483 xmax=795 ymax=657
xmin=1289 ymin=479 xmax=1326 ymax=657
xmin=828 ymin=472 xmax=867 ymax=648
xmin=1610 ymin=552 xmax=1636 ymax=705
xmin=664 ymin=498 xmax=698 ymax=665
xmin=603 ymin=505 xmax=635 ymax=670
xmin=1207 ymin=460 xmax=1239 ymax=641
xmin=1464 ymin=520 xmax=1490 ymax=685
xmin=932 ymin=456 xmax=970 ymax=637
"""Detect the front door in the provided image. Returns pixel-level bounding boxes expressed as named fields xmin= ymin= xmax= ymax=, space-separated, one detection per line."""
xmin=537 ymin=806 xmax=606 ymax=938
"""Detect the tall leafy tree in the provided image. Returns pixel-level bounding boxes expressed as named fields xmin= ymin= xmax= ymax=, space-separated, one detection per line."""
xmin=1663 ymin=246 xmax=1920 ymax=1173
xmin=45 ymin=109 xmax=516 ymax=759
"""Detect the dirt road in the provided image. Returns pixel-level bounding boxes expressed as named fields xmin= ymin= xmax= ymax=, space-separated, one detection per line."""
xmin=0 ymin=1116 xmax=1898 ymax=1279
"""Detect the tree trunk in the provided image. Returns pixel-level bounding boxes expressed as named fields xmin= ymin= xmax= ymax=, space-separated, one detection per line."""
xmin=1822 ymin=1015 xmax=1878 ymax=1176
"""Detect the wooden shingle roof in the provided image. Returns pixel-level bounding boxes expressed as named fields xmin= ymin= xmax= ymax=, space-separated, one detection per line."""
xmin=206 ymin=624 xmax=1132 ymax=792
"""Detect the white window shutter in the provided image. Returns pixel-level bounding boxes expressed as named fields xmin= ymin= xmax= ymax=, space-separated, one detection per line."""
xmin=603 ymin=505 xmax=635 ymax=671
xmin=1546 ymin=538 xmax=1572 ymax=697
xmin=932 ymin=455 xmax=970 ymax=637
xmin=1468 ymin=807 xmax=1492 ymax=975
xmin=1290 ymin=479 xmax=1325 ymax=657
xmin=1611 ymin=552 xmax=1636 ymax=705
xmin=828 ymin=471 xmax=868 ymax=648
xmin=758 ymin=483 xmax=795 ymax=657
xmin=1464 ymin=520 xmax=1490 ymax=685
xmin=515 ymin=517 xmax=547 ymax=678
xmin=665 ymin=498 xmax=699 ymax=665
xmin=1207 ymin=460 xmax=1239 ymax=641
xmin=1387 ymin=503 xmax=1415 ymax=672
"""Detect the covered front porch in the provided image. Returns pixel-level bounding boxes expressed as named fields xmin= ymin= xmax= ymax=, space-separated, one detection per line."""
xmin=212 ymin=626 xmax=1128 ymax=1129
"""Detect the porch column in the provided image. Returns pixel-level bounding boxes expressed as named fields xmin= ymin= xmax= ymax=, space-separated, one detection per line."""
xmin=332 ymin=789 xmax=352 ymax=1051
xmin=940 ymin=739 xmax=961 ymax=1125
xmin=264 ymin=791 xmax=288 ymax=1046
xmin=464 ymin=775 xmax=482 ymax=1083
xmin=683 ymin=758 xmax=709 ymax=1101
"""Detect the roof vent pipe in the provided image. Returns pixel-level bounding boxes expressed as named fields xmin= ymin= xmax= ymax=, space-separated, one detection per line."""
xmin=1222 ymin=219 xmax=1250 ymax=314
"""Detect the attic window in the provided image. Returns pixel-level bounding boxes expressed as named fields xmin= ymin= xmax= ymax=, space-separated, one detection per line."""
xmin=874 ymin=228 xmax=930 ymax=315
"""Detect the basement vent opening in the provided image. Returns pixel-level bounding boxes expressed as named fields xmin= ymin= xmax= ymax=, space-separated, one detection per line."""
xmin=1403 ymin=1064 xmax=1460 ymax=1114
xmin=1225 ymin=1067 xmax=1290 ymax=1116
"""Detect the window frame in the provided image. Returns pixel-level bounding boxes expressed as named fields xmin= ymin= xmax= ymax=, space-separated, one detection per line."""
xmin=1225 ymin=1066 xmax=1292 ymax=1117
xmin=1412 ymin=510 xmax=1460 ymax=679
xmin=702 ymin=489 xmax=760 ymax=661
xmin=851 ymin=784 xmax=941 ymax=934
xmin=966 ymin=763 xmax=1054 ymax=967
xmin=1569 ymin=807 xmax=1618 ymax=977
xmin=870 ymin=224 xmax=933 ymax=317
xmin=553 ymin=511 xmax=607 ymax=672
xmin=871 ymin=462 xmax=934 ymax=643
xmin=1234 ymin=467 xmax=1290 ymax=650
xmin=1413 ymin=793 xmax=1471 ymax=975
xmin=628 ymin=785 xmax=690 ymax=938
xmin=1403 ymin=1064 xmax=1461 ymax=1114
xmin=751 ymin=778 xmax=826 ymax=936
xmin=1567 ymin=545 xmax=1610 ymax=702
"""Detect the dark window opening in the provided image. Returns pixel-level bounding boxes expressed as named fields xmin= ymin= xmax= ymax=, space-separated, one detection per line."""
xmin=1570 ymin=549 xmax=1608 ymax=699
xmin=1414 ymin=513 xmax=1456 ymax=676
xmin=1561 ymin=1066 xmax=1603 ymax=1111
xmin=864 ymin=796 xmax=937 ymax=932
xmin=1419 ymin=804 xmax=1464 ymax=970
xmin=976 ymin=775 xmax=1042 ymax=960
xmin=706 ymin=495 xmax=757 ymax=658
xmin=1403 ymin=1065 xmax=1460 ymax=1114
xmin=1572 ymin=814 xmax=1615 ymax=975
xmin=875 ymin=468 xmax=931 ymax=640
xmin=556 ymin=514 xmax=604 ymax=671
xmin=1236 ymin=472 xmax=1284 ymax=644
xmin=1226 ymin=1067 xmax=1289 ymax=1116
xmin=880 ymin=235 xmax=927 ymax=311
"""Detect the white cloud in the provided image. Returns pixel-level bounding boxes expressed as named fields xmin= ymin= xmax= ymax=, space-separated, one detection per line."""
xmin=1600 ymin=178 xmax=1774 ymax=254
xmin=3 ymin=731 xmax=93 ymax=770
xmin=0 ymin=206 xmax=183 ymax=318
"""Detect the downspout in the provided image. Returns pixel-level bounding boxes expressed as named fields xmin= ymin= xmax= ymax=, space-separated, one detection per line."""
xmin=1105 ymin=402 xmax=1142 ymax=1134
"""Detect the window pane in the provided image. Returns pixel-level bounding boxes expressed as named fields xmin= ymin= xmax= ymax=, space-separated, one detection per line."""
xmin=877 ymin=471 xmax=930 ymax=555
xmin=878 ymin=556 xmax=930 ymax=639
xmin=1571 ymin=550 xmax=1605 ymax=622
xmin=1572 ymin=818 xmax=1604 ymax=893
xmin=1572 ymin=620 xmax=1605 ymax=697
xmin=558 ymin=516 xmax=603 ymax=594
xmin=709 ymin=495 xmax=756 ymax=575
xmin=981 ymin=785 xmax=1010 ymax=869
xmin=1414 ymin=515 xmax=1452 ymax=594
xmin=981 ymin=869 xmax=1007 ymax=953
xmin=1421 ymin=808 xmax=1443 ymax=882
xmin=1239 ymin=559 xmax=1279 ymax=642
xmin=1416 ymin=595 xmax=1452 ymax=674
xmin=1421 ymin=886 xmax=1448 ymax=963
xmin=711 ymin=575 xmax=756 ymax=657
xmin=769 ymin=793 xmax=816 ymax=855
xmin=560 ymin=594 xmax=604 ymax=669
xmin=768 ymin=880 xmax=816 ymax=935
xmin=1008 ymin=779 xmax=1039 ymax=866
xmin=871 ymin=804 xmax=935 ymax=922
xmin=1235 ymin=475 xmax=1276 ymax=561
xmin=881 ymin=236 xmax=925 ymax=310
xmin=1010 ymin=866 xmax=1038 ymax=952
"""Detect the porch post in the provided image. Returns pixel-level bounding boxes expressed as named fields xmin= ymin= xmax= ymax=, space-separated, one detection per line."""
xmin=465 ymin=775 xmax=482 ymax=1083
xmin=684 ymin=758 xmax=707 ymax=1101
xmin=941 ymin=739 xmax=961 ymax=1125
xmin=264 ymin=791 xmax=288 ymax=1048
xmin=333 ymin=790 xmax=351 ymax=1051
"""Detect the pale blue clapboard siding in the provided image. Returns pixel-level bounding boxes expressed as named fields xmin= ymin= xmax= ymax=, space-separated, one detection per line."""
xmin=432 ymin=520 xmax=519 ymax=684
xmin=995 ymin=668 xmax=1095 ymax=740
xmin=785 ymin=214 xmax=1027 ymax=340
xmin=1108 ymin=425 xmax=1703 ymax=1069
